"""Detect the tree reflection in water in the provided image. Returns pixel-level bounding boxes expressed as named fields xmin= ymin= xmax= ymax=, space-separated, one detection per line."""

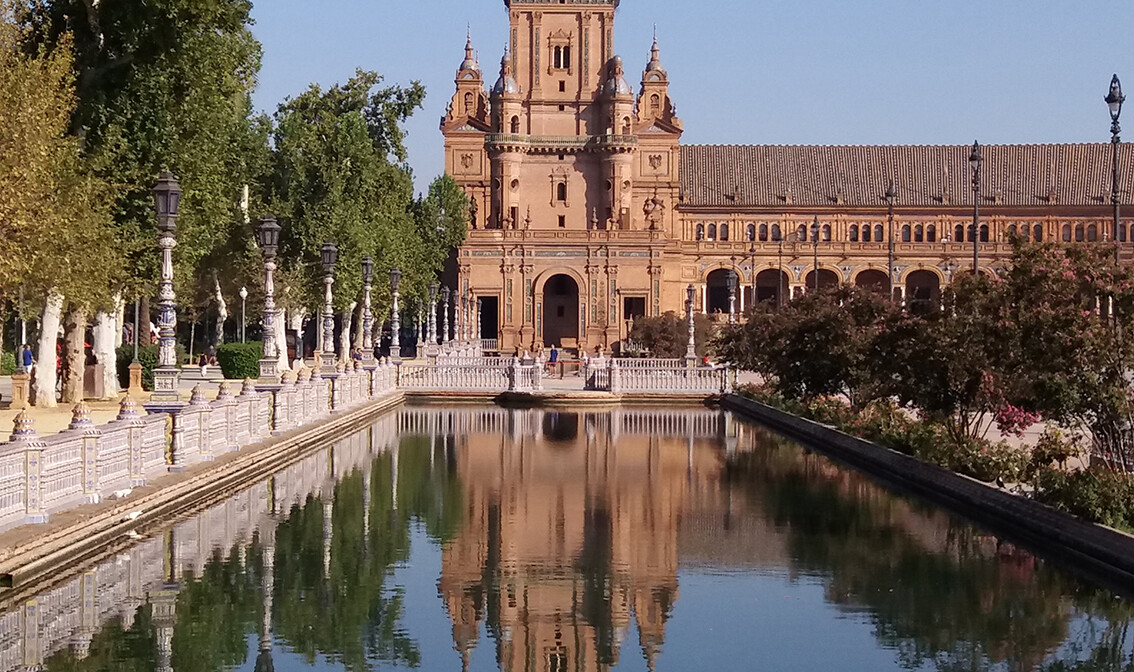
xmin=27 ymin=411 xmax=1134 ymax=672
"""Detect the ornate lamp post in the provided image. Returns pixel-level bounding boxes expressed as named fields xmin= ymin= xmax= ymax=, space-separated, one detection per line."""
xmin=239 ymin=286 xmax=248 ymax=343
xmin=150 ymin=172 xmax=182 ymax=404
xmin=727 ymin=269 xmax=738 ymax=324
xmin=389 ymin=267 xmax=402 ymax=360
xmin=361 ymin=256 xmax=375 ymax=364
xmin=884 ymin=180 xmax=897 ymax=300
xmin=1107 ymin=74 xmax=1125 ymax=264
xmin=810 ymin=216 xmax=820 ymax=293
xmin=441 ymin=286 xmax=451 ymax=345
xmin=428 ymin=282 xmax=439 ymax=344
xmin=685 ymin=283 xmax=697 ymax=366
xmin=320 ymin=241 xmax=338 ymax=373
xmin=969 ymin=141 xmax=983 ymax=273
xmin=256 ymin=216 xmax=282 ymax=383
xmin=475 ymin=297 xmax=483 ymax=344
xmin=416 ymin=302 xmax=425 ymax=353
xmin=748 ymin=242 xmax=757 ymax=309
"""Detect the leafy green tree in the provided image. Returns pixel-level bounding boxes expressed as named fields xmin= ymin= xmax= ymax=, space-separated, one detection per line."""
xmin=270 ymin=70 xmax=426 ymax=347
xmin=629 ymin=311 xmax=714 ymax=358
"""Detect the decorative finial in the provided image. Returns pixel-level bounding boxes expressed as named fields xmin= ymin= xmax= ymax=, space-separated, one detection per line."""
xmin=240 ymin=378 xmax=257 ymax=396
xmin=10 ymin=410 xmax=37 ymax=442
xmin=117 ymin=396 xmax=141 ymax=420
xmin=216 ymin=380 xmax=233 ymax=401
xmin=189 ymin=384 xmax=209 ymax=406
xmin=68 ymin=402 xmax=95 ymax=431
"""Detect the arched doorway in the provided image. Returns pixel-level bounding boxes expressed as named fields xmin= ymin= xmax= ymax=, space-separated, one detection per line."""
xmin=755 ymin=269 xmax=789 ymax=306
xmin=706 ymin=269 xmax=733 ymax=315
xmin=803 ymin=269 xmax=840 ymax=293
xmin=855 ymin=269 xmax=889 ymax=295
xmin=905 ymin=270 xmax=941 ymax=315
xmin=542 ymin=274 xmax=579 ymax=348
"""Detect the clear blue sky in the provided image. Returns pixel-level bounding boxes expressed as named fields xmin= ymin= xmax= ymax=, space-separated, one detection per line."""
xmin=250 ymin=0 xmax=1134 ymax=193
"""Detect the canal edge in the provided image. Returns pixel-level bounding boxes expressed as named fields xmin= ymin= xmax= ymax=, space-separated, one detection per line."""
xmin=722 ymin=394 xmax=1134 ymax=595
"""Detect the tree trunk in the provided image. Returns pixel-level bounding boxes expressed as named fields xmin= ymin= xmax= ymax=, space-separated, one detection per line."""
xmin=92 ymin=298 xmax=119 ymax=398
xmin=275 ymin=310 xmax=289 ymax=372
xmin=139 ymin=295 xmax=152 ymax=346
xmin=288 ymin=308 xmax=306 ymax=368
xmin=32 ymin=292 xmax=64 ymax=407
xmin=339 ymin=302 xmax=356 ymax=360
xmin=113 ymin=296 xmax=125 ymax=349
xmin=61 ymin=304 xmax=86 ymax=404
xmin=214 ymin=277 xmax=228 ymax=345
xmin=352 ymin=301 xmax=365 ymax=350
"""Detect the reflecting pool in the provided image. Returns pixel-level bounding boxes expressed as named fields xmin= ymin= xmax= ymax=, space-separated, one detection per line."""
xmin=4 ymin=406 xmax=1134 ymax=671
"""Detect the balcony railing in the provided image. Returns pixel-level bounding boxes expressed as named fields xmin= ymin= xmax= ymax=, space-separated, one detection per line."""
xmin=485 ymin=133 xmax=638 ymax=154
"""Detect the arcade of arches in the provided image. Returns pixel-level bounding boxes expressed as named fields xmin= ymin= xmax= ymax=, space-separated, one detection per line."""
xmin=442 ymin=0 xmax=1134 ymax=354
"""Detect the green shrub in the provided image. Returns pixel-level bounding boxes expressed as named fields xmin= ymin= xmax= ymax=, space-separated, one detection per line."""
xmin=1036 ymin=469 xmax=1134 ymax=532
xmin=0 ymin=351 xmax=14 ymax=376
xmin=115 ymin=344 xmax=187 ymax=391
xmin=216 ymin=342 xmax=262 ymax=380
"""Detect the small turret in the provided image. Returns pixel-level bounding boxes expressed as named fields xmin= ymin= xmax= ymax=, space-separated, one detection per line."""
xmin=492 ymin=46 xmax=520 ymax=96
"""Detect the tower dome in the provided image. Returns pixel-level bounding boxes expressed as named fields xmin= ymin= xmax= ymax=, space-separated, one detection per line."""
xmin=458 ymin=28 xmax=479 ymax=73
xmin=492 ymin=48 xmax=519 ymax=95
xmin=605 ymin=56 xmax=633 ymax=96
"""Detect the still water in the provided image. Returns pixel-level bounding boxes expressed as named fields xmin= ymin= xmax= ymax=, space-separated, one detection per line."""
xmin=4 ymin=406 xmax=1133 ymax=672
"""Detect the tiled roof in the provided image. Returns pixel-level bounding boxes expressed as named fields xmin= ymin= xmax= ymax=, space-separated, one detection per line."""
xmin=680 ymin=143 xmax=1134 ymax=209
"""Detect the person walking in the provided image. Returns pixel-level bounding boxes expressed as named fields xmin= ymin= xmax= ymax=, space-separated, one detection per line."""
xmin=20 ymin=345 xmax=33 ymax=374
xmin=549 ymin=345 xmax=559 ymax=374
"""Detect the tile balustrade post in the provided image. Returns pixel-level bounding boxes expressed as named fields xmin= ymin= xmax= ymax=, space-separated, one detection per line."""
xmin=9 ymin=412 xmax=48 ymax=524
xmin=610 ymin=359 xmax=623 ymax=395
xmin=69 ymin=403 xmax=102 ymax=504
xmin=117 ymin=397 xmax=148 ymax=486
xmin=216 ymin=381 xmax=238 ymax=452
xmin=188 ymin=385 xmax=212 ymax=463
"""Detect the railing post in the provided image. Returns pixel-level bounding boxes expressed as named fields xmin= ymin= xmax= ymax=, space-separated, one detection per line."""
xmin=610 ymin=359 xmax=622 ymax=395
xmin=69 ymin=403 xmax=102 ymax=504
xmin=509 ymin=358 xmax=521 ymax=392
xmin=10 ymin=412 xmax=47 ymax=524
xmin=118 ymin=397 xmax=147 ymax=486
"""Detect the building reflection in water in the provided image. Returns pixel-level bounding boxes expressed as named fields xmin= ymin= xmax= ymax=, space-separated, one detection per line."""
xmin=402 ymin=406 xmax=743 ymax=672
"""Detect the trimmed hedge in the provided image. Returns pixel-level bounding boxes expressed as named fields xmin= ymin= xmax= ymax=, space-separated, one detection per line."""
xmin=116 ymin=344 xmax=187 ymax=391
xmin=216 ymin=342 xmax=262 ymax=380
xmin=0 ymin=351 xmax=14 ymax=376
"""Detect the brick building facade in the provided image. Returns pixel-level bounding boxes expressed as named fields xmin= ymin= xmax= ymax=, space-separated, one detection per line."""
xmin=443 ymin=0 xmax=1133 ymax=354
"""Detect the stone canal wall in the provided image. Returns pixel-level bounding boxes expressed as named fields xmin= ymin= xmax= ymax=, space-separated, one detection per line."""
xmin=723 ymin=394 xmax=1134 ymax=591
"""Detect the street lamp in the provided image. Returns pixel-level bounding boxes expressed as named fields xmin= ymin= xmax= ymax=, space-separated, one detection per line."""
xmin=256 ymin=216 xmax=281 ymax=383
xmin=320 ymin=241 xmax=338 ymax=373
xmin=727 ymin=268 xmax=738 ymax=324
xmin=150 ymin=172 xmax=182 ymax=404
xmin=361 ymin=256 xmax=375 ymax=364
xmin=884 ymin=180 xmax=897 ymax=300
xmin=428 ymin=282 xmax=439 ymax=345
xmin=389 ymin=267 xmax=402 ymax=360
xmin=239 ymin=286 xmax=248 ymax=343
xmin=1107 ymin=74 xmax=1125 ymax=264
xmin=685 ymin=283 xmax=697 ymax=365
xmin=441 ymin=286 xmax=451 ymax=344
xmin=810 ymin=216 xmax=820 ymax=293
xmin=748 ymin=242 xmax=757 ymax=309
xmin=969 ymin=141 xmax=982 ymax=273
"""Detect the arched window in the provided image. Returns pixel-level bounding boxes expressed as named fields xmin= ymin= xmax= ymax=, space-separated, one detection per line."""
xmin=758 ymin=223 xmax=768 ymax=242
xmin=1034 ymin=224 xmax=1043 ymax=242
xmin=1007 ymin=224 xmax=1017 ymax=240
xmin=821 ymin=224 xmax=831 ymax=242
xmin=927 ymin=224 xmax=937 ymax=243
xmin=696 ymin=223 xmax=704 ymax=241
xmin=980 ymin=225 xmax=989 ymax=243
xmin=747 ymin=223 xmax=756 ymax=241
xmin=720 ymin=223 xmax=729 ymax=241
xmin=1087 ymin=223 xmax=1098 ymax=242
xmin=901 ymin=224 xmax=911 ymax=242
xmin=849 ymin=225 xmax=859 ymax=242
xmin=650 ymin=94 xmax=661 ymax=114
xmin=914 ymin=224 xmax=924 ymax=243
xmin=772 ymin=224 xmax=782 ymax=242
xmin=797 ymin=224 xmax=807 ymax=241
xmin=1062 ymin=224 xmax=1072 ymax=242
xmin=556 ymin=182 xmax=568 ymax=202
xmin=1121 ymin=223 xmax=1128 ymax=243
xmin=510 ymin=116 xmax=520 ymax=134
xmin=707 ymin=223 xmax=717 ymax=240
xmin=563 ymin=46 xmax=571 ymax=68
xmin=1075 ymin=223 xmax=1085 ymax=242
xmin=463 ymin=92 xmax=474 ymax=114
xmin=954 ymin=224 xmax=965 ymax=244
xmin=874 ymin=224 xmax=884 ymax=242
xmin=1018 ymin=225 xmax=1029 ymax=242
xmin=862 ymin=225 xmax=871 ymax=242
